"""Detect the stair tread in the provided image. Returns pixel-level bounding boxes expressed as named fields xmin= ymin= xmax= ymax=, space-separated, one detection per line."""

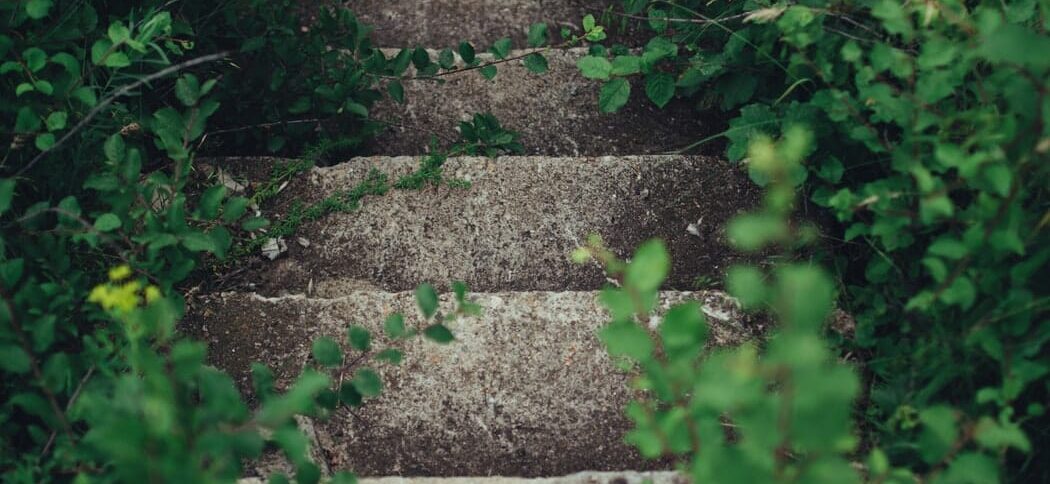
xmin=358 ymin=471 xmax=686 ymax=483
xmin=350 ymin=0 xmax=642 ymax=47
xmin=189 ymin=290 xmax=764 ymax=476
xmin=366 ymin=48 xmax=722 ymax=157
xmin=233 ymin=155 xmax=758 ymax=295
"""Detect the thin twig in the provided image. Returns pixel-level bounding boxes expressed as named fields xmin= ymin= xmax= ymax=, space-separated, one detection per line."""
xmin=14 ymin=51 xmax=231 ymax=177
xmin=40 ymin=366 xmax=96 ymax=457
xmin=613 ymin=10 xmax=749 ymax=25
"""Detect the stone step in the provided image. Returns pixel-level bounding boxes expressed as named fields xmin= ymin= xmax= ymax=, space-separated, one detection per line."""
xmin=244 ymin=155 xmax=759 ymax=296
xmin=359 ymin=472 xmax=685 ymax=484
xmin=349 ymin=1 xmax=640 ymax=48
xmin=242 ymin=471 xmax=684 ymax=484
xmin=189 ymin=290 xmax=765 ymax=477
xmin=365 ymin=48 xmax=723 ymax=157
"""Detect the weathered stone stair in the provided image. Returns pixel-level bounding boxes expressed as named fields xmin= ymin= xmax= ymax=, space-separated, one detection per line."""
xmin=200 ymin=2 xmax=759 ymax=481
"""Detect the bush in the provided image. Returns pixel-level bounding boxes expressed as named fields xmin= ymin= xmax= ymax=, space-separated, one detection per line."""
xmin=577 ymin=1 xmax=1048 ymax=481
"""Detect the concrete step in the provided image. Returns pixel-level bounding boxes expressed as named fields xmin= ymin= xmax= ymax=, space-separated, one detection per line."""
xmin=365 ymin=48 xmax=723 ymax=157
xmin=349 ymin=1 xmax=640 ymax=48
xmin=242 ymin=471 xmax=684 ymax=484
xmin=189 ymin=290 xmax=765 ymax=476
xmin=359 ymin=472 xmax=686 ymax=484
xmin=242 ymin=155 xmax=759 ymax=296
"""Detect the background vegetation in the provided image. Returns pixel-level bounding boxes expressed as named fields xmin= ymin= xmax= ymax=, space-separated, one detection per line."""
xmin=574 ymin=1 xmax=1048 ymax=482
xmin=1 ymin=0 xmax=1047 ymax=483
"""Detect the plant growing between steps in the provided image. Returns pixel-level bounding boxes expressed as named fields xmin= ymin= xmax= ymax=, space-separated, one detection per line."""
xmin=568 ymin=1 xmax=1047 ymax=481
xmin=0 ymin=0 xmax=490 ymax=481
xmin=576 ymin=127 xmax=867 ymax=483
xmin=85 ymin=269 xmax=471 ymax=483
xmin=234 ymin=112 xmax=523 ymax=258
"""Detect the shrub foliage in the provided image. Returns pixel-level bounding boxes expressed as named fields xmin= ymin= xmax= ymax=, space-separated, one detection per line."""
xmin=576 ymin=1 xmax=1048 ymax=481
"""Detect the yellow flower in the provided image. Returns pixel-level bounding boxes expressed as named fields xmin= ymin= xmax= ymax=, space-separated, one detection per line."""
xmin=87 ymin=280 xmax=142 ymax=313
xmin=108 ymin=265 xmax=133 ymax=281
xmin=145 ymin=286 xmax=162 ymax=303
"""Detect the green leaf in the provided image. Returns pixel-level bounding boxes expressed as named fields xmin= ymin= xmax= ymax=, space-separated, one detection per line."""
xmin=727 ymin=213 xmax=786 ymax=251
xmin=978 ymin=23 xmax=1050 ymax=69
xmin=0 ymin=179 xmax=15 ymax=216
xmin=527 ymin=23 xmax=548 ymax=47
xmin=642 ymin=37 xmax=677 ymax=64
xmin=93 ymin=213 xmax=121 ymax=232
xmin=939 ymin=276 xmax=976 ymax=309
xmin=458 ymin=42 xmax=476 ymax=64
xmin=577 ymin=56 xmax=612 ymax=80
xmin=181 ymin=231 xmax=219 ymax=253
xmin=14 ymin=107 xmax=40 ymax=133
xmin=384 ymin=314 xmax=407 ymax=338
xmin=479 ymin=65 xmax=497 ymax=80
xmin=437 ymin=48 xmax=455 ymax=69
xmin=918 ymin=406 xmax=958 ymax=464
xmin=625 ymin=240 xmax=670 ymax=293
xmin=241 ymin=216 xmax=270 ymax=231
xmin=256 ymin=371 xmax=330 ymax=426
xmin=222 ymin=196 xmax=249 ymax=222
xmin=251 ymin=363 xmax=276 ymax=399
xmin=71 ymin=86 xmax=97 ymax=106
xmin=312 ymin=337 xmax=342 ymax=367
xmin=598 ymin=79 xmax=631 ymax=113
xmin=175 ymin=74 xmax=200 ymax=106
xmin=411 ymin=47 xmax=430 ymax=69
xmin=23 ymin=48 xmax=46 ymax=72
xmin=25 ymin=0 xmax=53 ymax=19
xmin=582 ymin=14 xmax=596 ymax=32
xmin=34 ymin=133 xmax=55 ymax=151
xmin=726 ymin=265 xmax=768 ymax=309
xmin=338 ymin=381 xmax=363 ymax=407
xmin=45 ymin=111 xmax=67 ymax=131
xmin=16 ymin=83 xmax=35 ymax=97
xmin=330 ymin=471 xmax=358 ymax=484
xmin=644 ymin=72 xmax=675 ymax=108
xmin=660 ymin=302 xmax=706 ymax=349
xmin=415 ymin=284 xmax=439 ymax=318
xmin=490 ymin=38 xmax=512 ymax=59
xmin=32 ymin=80 xmax=53 ymax=96
xmin=600 ymin=321 xmax=652 ymax=361
xmin=939 ymin=453 xmax=1000 ymax=484
xmin=352 ymin=368 xmax=382 ymax=397
xmin=387 ymin=80 xmax=405 ymax=104
xmin=423 ymin=323 xmax=454 ymax=344
xmin=347 ymin=326 xmax=371 ymax=352
xmin=928 ymin=237 xmax=967 ymax=259
xmin=611 ymin=55 xmax=642 ymax=76
xmin=198 ymin=185 xmax=226 ymax=220
xmin=0 ymin=345 xmax=31 ymax=373
xmin=344 ymin=101 xmax=368 ymax=118
xmin=104 ymin=52 xmax=131 ymax=68
xmin=981 ymin=163 xmax=1012 ymax=197
xmin=523 ymin=53 xmax=548 ymax=74
xmin=0 ymin=259 xmax=24 ymax=288
xmin=107 ymin=21 xmax=131 ymax=44
xmin=375 ymin=349 xmax=403 ymax=365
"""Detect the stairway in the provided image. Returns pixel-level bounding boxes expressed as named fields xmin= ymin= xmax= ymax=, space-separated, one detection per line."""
xmin=197 ymin=2 xmax=764 ymax=482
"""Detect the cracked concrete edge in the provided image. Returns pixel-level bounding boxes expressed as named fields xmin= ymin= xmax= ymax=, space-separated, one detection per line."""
xmin=358 ymin=472 xmax=688 ymax=484
xmin=241 ymin=471 xmax=685 ymax=484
